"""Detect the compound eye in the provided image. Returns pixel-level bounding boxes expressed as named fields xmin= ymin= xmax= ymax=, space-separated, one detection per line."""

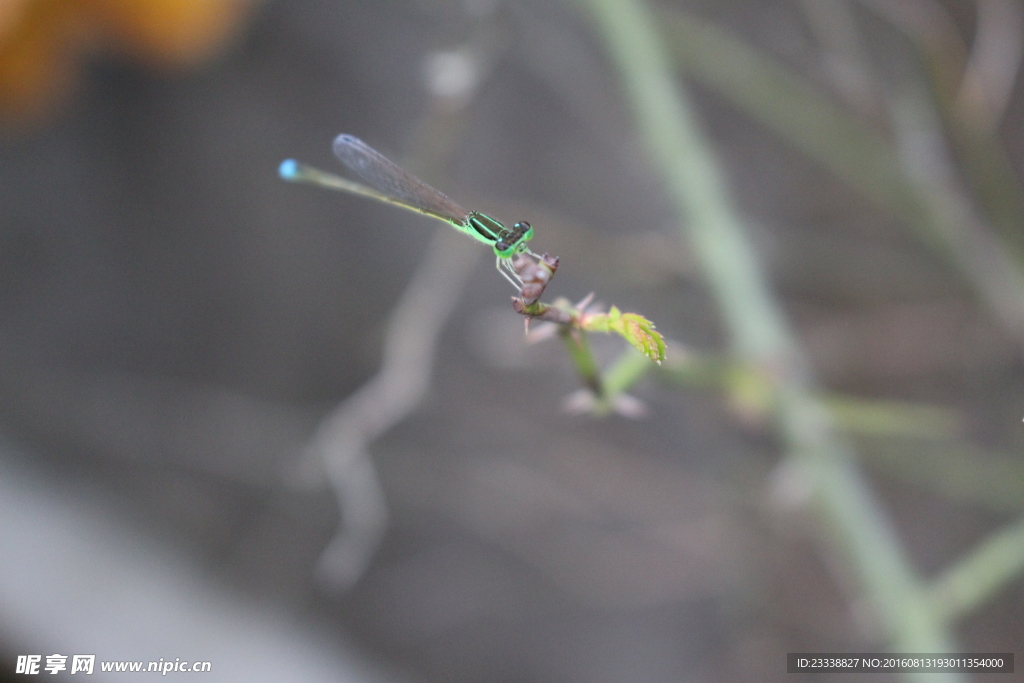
xmin=514 ymin=222 xmax=534 ymax=243
xmin=495 ymin=241 xmax=509 ymax=253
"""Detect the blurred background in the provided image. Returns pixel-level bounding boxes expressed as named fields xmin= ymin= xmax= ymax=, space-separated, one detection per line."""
xmin=0 ymin=0 xmax=1022 ymax=681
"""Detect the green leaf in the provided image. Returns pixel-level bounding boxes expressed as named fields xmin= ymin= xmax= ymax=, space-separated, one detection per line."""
xmin=582 ymin=306 xmax=666 ymax=364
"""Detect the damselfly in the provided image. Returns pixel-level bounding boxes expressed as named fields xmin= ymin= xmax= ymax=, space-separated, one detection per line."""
xmin=280 ymin=135 xmax=538 ymax=287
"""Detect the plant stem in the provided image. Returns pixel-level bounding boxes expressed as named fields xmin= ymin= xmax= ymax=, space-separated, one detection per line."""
xmin=560 ymin=326 xmax=604 ymax=398
xmin=577 ymin=0 xmax=961 ymax=669
xmin=928 ymin=516 xmax=1024 ymax=625
xmin=603 ymin=347 xmax=652 ymax=397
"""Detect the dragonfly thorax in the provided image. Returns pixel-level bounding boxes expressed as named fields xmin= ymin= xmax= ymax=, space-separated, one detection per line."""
xmin=466 ymin=213 xmax=534 ymax=258
xmin=494 ymin=221 xmax=533 ymax=257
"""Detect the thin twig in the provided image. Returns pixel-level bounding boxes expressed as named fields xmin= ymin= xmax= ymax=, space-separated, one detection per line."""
xmin=305 ymin=227 xmax=480 ymax=589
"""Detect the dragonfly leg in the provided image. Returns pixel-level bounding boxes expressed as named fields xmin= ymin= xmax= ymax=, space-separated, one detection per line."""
xmin=496 ymin=257 xmax=523 ymax=289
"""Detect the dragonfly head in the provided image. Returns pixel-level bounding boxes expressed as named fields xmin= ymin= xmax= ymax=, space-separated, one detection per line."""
xmin=492 ymin=221 xmax=533 ymax=258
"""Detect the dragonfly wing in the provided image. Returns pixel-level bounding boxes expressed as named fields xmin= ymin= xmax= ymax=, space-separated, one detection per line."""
xmin=333 ymin=135 xmax=470 ymax=223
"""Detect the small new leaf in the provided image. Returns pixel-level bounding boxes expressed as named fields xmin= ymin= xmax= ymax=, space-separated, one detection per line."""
xmin=581 ymin=306 xmax=666 ymax=364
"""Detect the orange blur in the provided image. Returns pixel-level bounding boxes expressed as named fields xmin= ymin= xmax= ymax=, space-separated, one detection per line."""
xmin=0 ymin=0 xmax=252 ymax=126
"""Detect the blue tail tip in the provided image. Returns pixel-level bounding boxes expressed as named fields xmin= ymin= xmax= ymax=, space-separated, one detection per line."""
xmin=278 ymin=159 xmax=300 ymax=180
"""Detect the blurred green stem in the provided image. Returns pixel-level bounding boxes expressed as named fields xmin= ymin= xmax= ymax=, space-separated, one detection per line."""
xmin=560 ymin=326 xmax=604 ymax=398
xmin=824 ymin=395 xmax=960 ymax=440
xmin=578 ymin=0 xmax=960 ymax=669
xmin=660 ymin=351 xmax=962 ymax=439
xmin=928 ymin=516 xmax=1024 ymax=625
xmin=861 ymin=439 xmax=1024 ymax=514
xmin=603 ymin=347 xmax=653 ymax=397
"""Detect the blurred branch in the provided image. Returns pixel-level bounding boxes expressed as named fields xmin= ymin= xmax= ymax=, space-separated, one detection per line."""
xmin=559 ymin=319 xmax=604 ymax=397
xmin=660 ymin=348 xmax=962 ymax=440
xmin=824 ymin=395 xmax=961 ymax=440
xmin=956 ymin=0 xmax=1024 ymax=127
xmin=927 ymin=515 xmax=1024 ymax=624
xmin=886 ymin=80 xmax=1024 ymax=345
xmin=861 ymin=439 xmax=1024 ymax=514
xmin=861 ymin=0 xmax=1024 ymax=282
xmin=659 ymin=7 xmax=1024 ymax=356
xmin=660 ymin=7 xmax=919 ymax=227
xmin=299 ymin=20 xmax=509 ymax=590
xmin=796 ymin=0 xmax=881 ymax=117
xmin=857 ymin=0 xmax=967 ymax=95
xmin=857 ymin=0 xmax=1024 ymax=127
xmin=304 ymin=227 xmax=480 ymax=590
xmin=577 ymin=0 xmax=961 ymax=668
